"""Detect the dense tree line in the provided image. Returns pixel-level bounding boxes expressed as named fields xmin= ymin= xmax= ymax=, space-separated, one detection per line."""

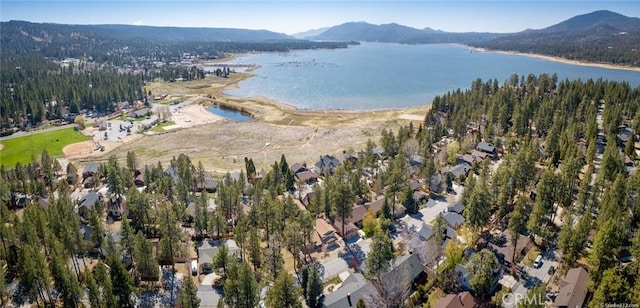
xmin=474 ymin=32 xmax=640 ymax=66
xmin=418 ymin=74 xmax=640 ymax=304
xmin=0 ymin=55 xmax=144 ymax=129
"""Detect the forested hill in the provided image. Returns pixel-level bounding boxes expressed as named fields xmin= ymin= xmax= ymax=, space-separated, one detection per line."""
xmin=307 ymin=21 xmax=506 ymax=44
xmin=472 ymin=10 xmax=640 ymax=66
xmin=2 ymin=20 xmax=293 ymax=44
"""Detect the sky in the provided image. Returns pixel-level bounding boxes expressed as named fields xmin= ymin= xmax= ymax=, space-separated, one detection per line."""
xmin=1 ymin=0 xmax=639 ymax=35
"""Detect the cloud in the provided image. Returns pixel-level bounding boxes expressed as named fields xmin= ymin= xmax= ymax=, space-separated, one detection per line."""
xmin=132 ymin=20 xmax=145 ymax=26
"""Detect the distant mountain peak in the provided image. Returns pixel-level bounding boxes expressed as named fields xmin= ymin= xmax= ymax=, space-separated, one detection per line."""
xmin=543 ymin=9 xmax=639 ymax=32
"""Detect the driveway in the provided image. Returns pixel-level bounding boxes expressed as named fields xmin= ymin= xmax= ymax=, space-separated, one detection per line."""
xmin=523 ymin=248 xmax=559 ymax=286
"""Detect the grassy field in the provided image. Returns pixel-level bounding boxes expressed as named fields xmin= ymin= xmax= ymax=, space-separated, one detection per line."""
xmin=0 ymin=127 xmax=90 ymax=167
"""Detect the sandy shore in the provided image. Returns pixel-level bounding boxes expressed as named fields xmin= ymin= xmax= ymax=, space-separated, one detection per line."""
xmin=475 ymin=47 xmax=640 ymax=72
xmin=171 ymin=103 xmax=224 ymax=128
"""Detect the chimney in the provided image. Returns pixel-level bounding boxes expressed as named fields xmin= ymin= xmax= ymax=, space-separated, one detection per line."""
xmin=347 ymin=292 xmax=352 ymax=306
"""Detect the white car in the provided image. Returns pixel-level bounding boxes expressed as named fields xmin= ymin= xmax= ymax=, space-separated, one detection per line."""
xmin=533 ymin=255 xmax=543 ymax=268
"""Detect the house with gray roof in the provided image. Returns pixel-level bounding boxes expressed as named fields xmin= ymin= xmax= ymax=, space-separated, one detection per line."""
xmin=82 ymin=162 xmax=100 ymax=179
xmin=314 ymin=155 xmax=341 ymax=176
xmin=443 ymin=212 xmax=465 ymax=229
xmin=447 ymin=202 xmax=464 ymax=214
xmin=323 ymin=254 xmax=426 ymax=308
xmin=322 ymin=272 xmax=372 ymax=308
xmin=476 ymin=141 xmax=496 ymax=155
xmin=443 ymin=163 xmax=472 ymax=179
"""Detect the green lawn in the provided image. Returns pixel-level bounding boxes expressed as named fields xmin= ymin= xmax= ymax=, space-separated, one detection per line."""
xmin=0 ymin=127 xmax=90 ymax=167
xmin=149 ymin=121 xmax=176 ymax=132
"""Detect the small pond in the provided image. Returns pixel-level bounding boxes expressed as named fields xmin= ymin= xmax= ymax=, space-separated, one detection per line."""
xmin=207 ymin=106 xmax=252 ymax=122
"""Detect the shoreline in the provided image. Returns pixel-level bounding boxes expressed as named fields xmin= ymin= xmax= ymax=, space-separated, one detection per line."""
xmin=473 ymin=47 xmax=640 ymax=73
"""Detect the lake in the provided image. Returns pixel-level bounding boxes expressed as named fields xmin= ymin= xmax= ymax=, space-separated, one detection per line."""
xmin=210 ymin=43 xmax=640 ymax=110
xmin=207 ymin=106 xmax=252 ymax=122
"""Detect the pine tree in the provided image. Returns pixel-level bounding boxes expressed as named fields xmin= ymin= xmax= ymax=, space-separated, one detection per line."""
xmin=589 ymin=268 xmax=627 ymax=308
xmin=89 ymin=206 xmax=105 ymax=248
xmin=134 ymin=231 xmax=159 ymax=282
xmin=109 ymin=255 xmax=138 ymax=307
xmin=267 ymin=271 xmax=303 ymax=308
xmin=365 ymin=231 xmax=394 ymax=279
xmin=306 ymin=263 xmax=323 ymax=308
xmin=468 ymin=249 xmax=499 ymax=298
xmin=215 ymin=243 xmax=230 ymax=275
xmin=84 ymin=269 xmax=102 ymax=308
xmin=402 ymin=187 xmax=418 ymax=214
xmin=248 ymin=226 xmax=261 ymax=269
xmin=0 ymin=260 xmax=7 ymax=308
xmin=181 ymin=275 xmax=201 ymax=308
xmin=49 ymin=240 xmax=81 ymax=307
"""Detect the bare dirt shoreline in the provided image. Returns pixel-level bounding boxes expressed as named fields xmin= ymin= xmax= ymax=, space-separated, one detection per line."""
xmin=474 ymin=47 xmax=640 ymax=72
xmin=66 ymin=71 xmax=429 ymax=174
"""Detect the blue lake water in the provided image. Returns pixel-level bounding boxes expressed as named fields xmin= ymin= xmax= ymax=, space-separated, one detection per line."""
xmin=216 ymin=43 xmax=640 ymax=110
xmin=206 ymin=106 xmax=252 ymax=122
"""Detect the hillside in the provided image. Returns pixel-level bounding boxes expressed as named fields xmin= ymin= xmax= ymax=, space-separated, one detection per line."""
xmin=473 ymin=10 xmax=640 ymax=66
xmin=1 ymin=20 xmax=294 ymax=44
xmin=307 ymin=21 xmax=506 ymax=44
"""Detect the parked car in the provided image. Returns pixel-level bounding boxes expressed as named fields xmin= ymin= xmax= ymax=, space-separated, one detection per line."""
xmin=191 ymin=260 xmax=198 ymax=276
xmin=533 ymin=255 xmax=543 ymax=268
xmin=548 ymin=266 xmax=555 ymax=275
xmin=201 ymin=262 xmax=213 ymax=275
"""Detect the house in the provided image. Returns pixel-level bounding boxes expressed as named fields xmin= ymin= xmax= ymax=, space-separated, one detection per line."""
xmin=323 ymin=254 xmax=426 ymax=308
xmin=392 ymin=204 xmax=406 ymax=218
xmin=131 ymin=107 xmax=150 ymax=118
xmin=312 ymin=218 xmax=338 ymax=250
xmin=314 ymin=155 xmax=341 ymax=176
xmin=348 ymin=205 xmax=368 ymax=227
xmin=184 ymin=202 xmax=197 ymax=226
xmin=197 ymin=240 xmax=242 ymax=272
xmin=83 ymin=176 xmax=99 ymax=188
xmin=447 ymin=202 xmax=464 ymax=214
xmin=417 ymin=224 xmax=434 ymax=241
xmin=322 ymin=272 xmax=373 ymax=308
xmin=476 ymin=141 xmax=496 ymax=156
xmin=134 ymin=173 xmax=145 ymax=187
xmin=77 ymin=191 xmax=102 ymax=218
xmin=410 ymin=180 xmax=421 ymax=191
xmin=196 ymin=179 xmax=219 ymax=193
xmin=365 ymin=196 xmax=385 ymax=214
xmin=443 ymin=163 xmax=472 ymax=179
xmin=429 ymin=173 xmax=446 ymax=194
xmin=455 ymin=250 xmax=501 ymax=292
xmin=443 ymin=212 xmax=465 ymax=229
xmin=339 ymin=150 xmax=358 ymax=165
xmin=487 ymin=230 xmax=531 ymax=266
xmin=413 ymin=190 xmax=429 ymax=204
xmin=435 ymin=292 xmax=477 ymax=308
xmin=82 ymin=162 xmax=100 ymax=179
xmin=372 ymin=146 xmax=386 ymax=160
xmin=301 ymin=190 xmax=315 ymax=207
xmin=332 ymin=220 xmax=359 ymax=240
xmin=457 ymin=154 xmax=477 ymax=166
xmin=290 ymin=162 xmax=308 ymax=174
xmin=552 ymin=267 xmax=589 ymax=308
xmin=107 ymin=195 xmax=125 ymax=220
xmin=164 ymin=165 xmax=179 ymax=184
xmin=469 ymin=149 xmax=490 ymax=160
xmin=295 ymin=170 xmax=319 ymax=185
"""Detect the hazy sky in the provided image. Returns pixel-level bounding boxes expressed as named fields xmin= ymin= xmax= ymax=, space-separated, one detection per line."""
xmin=2 ymin=1 xmax=639 ymax=34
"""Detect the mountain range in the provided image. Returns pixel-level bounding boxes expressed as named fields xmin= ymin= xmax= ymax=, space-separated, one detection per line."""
xmin=2 ymin=10 xmax=639 ymax=65
xmin=302 ymin=10 xmax=640 ymax=65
